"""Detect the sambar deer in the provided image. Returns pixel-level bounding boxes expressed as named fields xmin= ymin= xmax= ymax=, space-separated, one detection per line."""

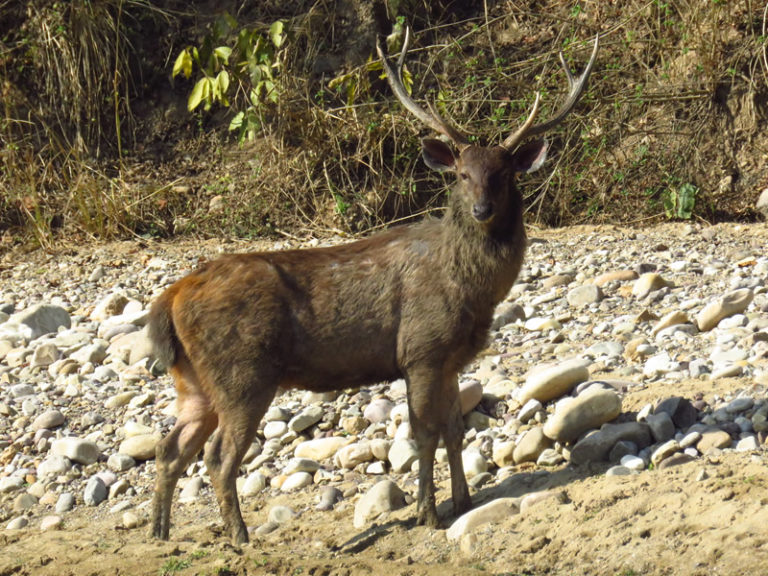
xmin=148 ymin=28 xmax=599 ymax=544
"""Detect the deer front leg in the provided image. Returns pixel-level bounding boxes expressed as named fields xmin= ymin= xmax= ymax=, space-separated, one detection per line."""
xmin=442 ymin=379 xmax=472 ymax=517
xmin=406 ymin=367 xmax=443 ymax=527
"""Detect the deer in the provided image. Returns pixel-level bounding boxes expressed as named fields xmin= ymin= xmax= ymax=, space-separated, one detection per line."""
xmin=148 ymin=27 xmax=599 ymax=544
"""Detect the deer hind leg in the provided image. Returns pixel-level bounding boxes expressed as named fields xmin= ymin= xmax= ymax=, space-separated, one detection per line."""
xmin=204 ymin=374 xmax=277 ymax=545
xmin=151 ymin=359 xmax=218 ymax=540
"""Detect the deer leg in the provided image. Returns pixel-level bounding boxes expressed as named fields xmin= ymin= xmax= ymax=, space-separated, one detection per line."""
xmin=151 ymin=376 xmax=218 ymax=540
xmin=406 ymin=367 xmax=443 ymax=528
xmin=204 ymin=389 xmax=274 ymax=545
xmin=442 ymin=378 xmax=472 ymax=517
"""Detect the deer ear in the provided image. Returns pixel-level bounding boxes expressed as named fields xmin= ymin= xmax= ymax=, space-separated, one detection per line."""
xmin=422 ymin=138 xmax=457 ymax=172
xmin=511 ymin=139 xmax=549 ymax=173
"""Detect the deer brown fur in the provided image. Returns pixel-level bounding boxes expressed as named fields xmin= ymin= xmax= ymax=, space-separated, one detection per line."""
xmin=148 ymin=30 xmax=598 ymax=544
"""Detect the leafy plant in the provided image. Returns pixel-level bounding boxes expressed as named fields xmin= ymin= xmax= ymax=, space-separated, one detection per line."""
xmin=663 ymin=182 xmax=697 ymax=219
xmin=172 ymin=15 xmax=288 ymax=142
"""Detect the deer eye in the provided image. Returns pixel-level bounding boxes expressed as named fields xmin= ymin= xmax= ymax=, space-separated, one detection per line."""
xmin=459 ymin=172 xmax=470 ymax=181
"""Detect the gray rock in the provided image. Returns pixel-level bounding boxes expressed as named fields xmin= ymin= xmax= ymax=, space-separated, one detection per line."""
xmin=316 ymin=486 xmax=343 ymax=511
xmin=118 ymin=434 xmax=160 ymax=460
xmin=518 ymin=399 xmax=543 ymax=424
xmin=651 ymin=439 xmax=680 ymax=466
xmin=353 ymin=480 xmax=406 ymax=528
xmin=6 ymin=516 xmax=29 ymax=530
xmin=696 ymin=289 xmax=754 ymax=331
xmin=520 ymin=358 xmax=591 ymax=403
xmin=492 ymin=302 xmax=525 ymax=329
xmin=646 ymin=412 xmax=675 ymax=442
xmin=31 ymin=342 xmax=61 ymax=367
xmin=241 ymin=471 xmax=267 ymax=497
xmin=567 ymin=284 xmax=603 ymax=307
xmin=654 ymin=397 xmax=698 ymax=430
xmin=609 ymin=440 xmax=638 ymax=463
xmin=288 ymin=405 xmax=324 ymax=433
xmin=513 ymin=427 xmax=552 ymax=464
xmin=459 ymin=380 xmax=483 ymax=415
xmin=84 ymin=476 xmax=108 ymax=506
xmin=0 ymin=476 xmax=24 ymax=494
xmin=757 ymin=187 xmax=768 ymax=218
xmin=446 ymin=497 xmax=520 ymax=540
xmin=543 ymin=387 xmax=622 ymax=442
xmin=37 ymin=455 xmax=73 ymax=478
xmin=336 ymin=442 xmax=374 ymax=469
xmin=51 ymin=437 xmax=100 ymax=465
xmin=388 ymin=439 xmax=419 ymax=473
xmin=570 ymin=422 xmax=652 ymax=465
xmin=55 ymin=492 xmax=75 ymax=513
xmin=31 ymin=409 xmax=65 ymax=431
xmin=10 ymin=303 xmax=71 ymax=340
xmin=280 ymin=472 xmax=312 ymax=492
xmin=294 ymin=437 xmax=348 ymax=461
xmin=363 ymin=398 xmax=394 ymax=423
xmin=107 ymin=453 xmax=136 ymax=472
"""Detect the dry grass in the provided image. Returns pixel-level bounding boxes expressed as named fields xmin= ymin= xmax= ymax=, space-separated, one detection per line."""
xmin=0 ymin=0 xmax=766 ymax=248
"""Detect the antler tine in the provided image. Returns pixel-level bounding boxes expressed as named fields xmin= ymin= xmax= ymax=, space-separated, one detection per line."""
xmin=502 ymin=34 xmax=600 ymax=151
xmin=377 ymin=27 xmax=470 ymax=147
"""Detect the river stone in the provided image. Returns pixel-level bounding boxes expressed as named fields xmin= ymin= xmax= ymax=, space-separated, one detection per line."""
xmin=40 ymin=515 xmax=63 ymax=532
xmin=284 ymin=458 xmax=321 ymax=475
xmin=55 ymin=492 xmax=76 ymax=513
xmin=84 ymin=476 xmax=108 ymax=506
xmin=242 ymin=471 xmax=267 ymax=497
xmin=388 ymin=439 xmax=419 ymax=473
xmin=294 ymin=437 xmax=349 ymax=461
xmin=288 ymin=405 xmax=324 ymax=433
xmin=459 ymin=380 xmax=483 ymax=415
xmin=651 ymin=310 xmax=690 ymax=336
xmin=491 ymin=302 xmax=526 ymax=329
xmin=593 ymin=270 xmax=638 ymax=286
xmin=118 ymin=433 xmax=161 ymax=460
xmin=567 ymin=284 xmax=603 ymax=307
xmin=31 ymin=342 xmax=61 ymax=367
xmin=37 ymin=455 xmax=73 ymax=478
xmin=51 ymin=437 xmax=100 ymax=465
xmin=462 ymin=448 xmax=489 ymax=478
xmin=520 ymin=358 xmax=590 ymax=403
xmin=632 ymin=273 xmax=672 ymax=298
xmin=570 ymin=422 xmax=652 ymax=465
xmin=543 ymin=387 xmax=622 ymax=442
xmin=696 ymin=430 xmax=732 ymax=452
xmin=10 ymin=304 xmax=71 ymax=340
xmin=263 ymin=420 xmax=288 ymax=439
xmin=658 ymin=453 xmax=696 ymax=469
xmin=646 ymin=412 xmax=675 ymax=442
xmin=353 ymin=480 xmax=406 ymax=528
xmin=6 ymin=516 xmax=29 ymax=530
xmin=492 ymin=441 xmax=516 ymax=467
xmin=280 ymin=471 xmax=313 ymax=492
xmin=90 ymin=292 xmax=129 ymax=321
xmin=336 ymin=442 xmax=374 ymax=469
xmin=13 ymin=493 xmax=37 ymax=512
xmin=654 ymin=397 xmax=698 ymax=430
xmin=31 ymin=409 xmax=65 ymax=431
xmin=696 ymin=289 xmax=754 ymax=331
xmin=107 ymin=453 xmax=136 ymax=472
xmin=446 ymin=497 xmax=519 ymax=541
xmin=364 ymin=398 xmax=394 ymax=423
xmin=651 ymin=439 xmax=680 ymax=466
xmin=513 ymin=427 xmax=551 ymax=464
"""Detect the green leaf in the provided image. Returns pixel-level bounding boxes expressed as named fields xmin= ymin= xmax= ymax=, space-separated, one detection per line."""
xmin=172 ymin=49 xmax=193 ymax=78
xmin=229 ymin=111 xmax=244 ymax=131
xmin=269 ymin=21 xmax=285 ymax=48
xmin=188 ymin=77 xmax=208 ymax=111
xmin=216 ymin=70 xmax=230 ymax=98
xmin=214 ymin=46 xmax=232 ymax=65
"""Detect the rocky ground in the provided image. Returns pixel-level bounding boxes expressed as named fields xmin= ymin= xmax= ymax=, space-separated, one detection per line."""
xmin=0 ymin=222 xmax=767 ymax=576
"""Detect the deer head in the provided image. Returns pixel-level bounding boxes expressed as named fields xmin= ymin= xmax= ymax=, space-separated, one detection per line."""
xmin=377 ymin=28 xmax=599 ymax=226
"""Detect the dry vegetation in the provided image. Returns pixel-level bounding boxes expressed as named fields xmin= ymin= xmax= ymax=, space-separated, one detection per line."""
xmin=1 ymin=0 xmax=767 ymax=248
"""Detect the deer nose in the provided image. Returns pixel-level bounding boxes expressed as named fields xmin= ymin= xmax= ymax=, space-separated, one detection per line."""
xmin=472 ymin=201 xmax=494 ymax=222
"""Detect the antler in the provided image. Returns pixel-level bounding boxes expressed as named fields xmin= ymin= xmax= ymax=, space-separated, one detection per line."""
xmin=376 ymin=27 xmax=471 ymax=147
xmin=501 ymin=34 xmax=600 ymax=151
